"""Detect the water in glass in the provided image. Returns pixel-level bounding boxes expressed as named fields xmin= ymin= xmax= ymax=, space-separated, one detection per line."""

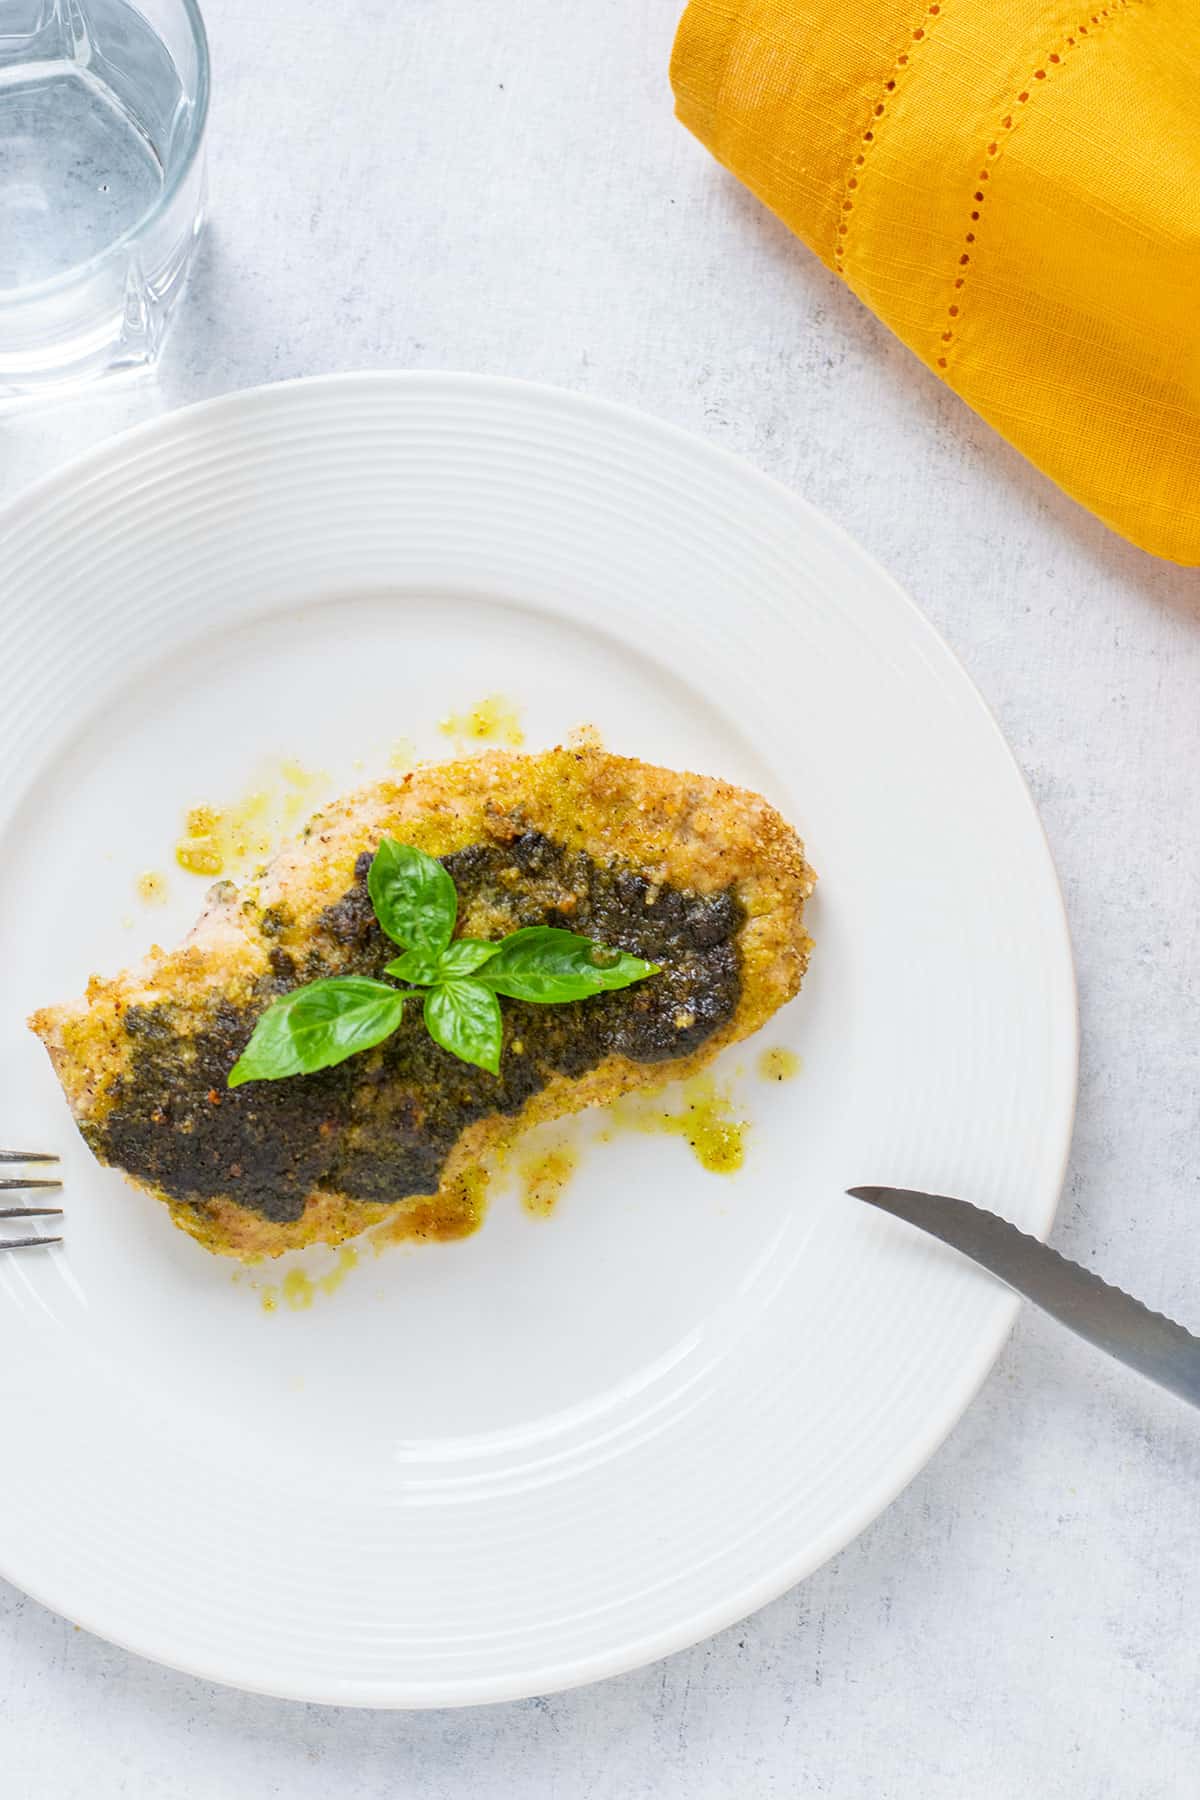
xmin=0 ymin=0 xmax=208 ymax=393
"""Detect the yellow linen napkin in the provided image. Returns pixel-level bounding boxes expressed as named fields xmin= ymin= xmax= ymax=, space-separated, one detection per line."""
xmin=671 ymin=0 xmax=1200 ymax=563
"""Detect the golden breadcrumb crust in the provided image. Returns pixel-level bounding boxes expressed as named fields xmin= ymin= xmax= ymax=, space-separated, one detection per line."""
xmin=31 ymin=749 xmax=815 ymax=1259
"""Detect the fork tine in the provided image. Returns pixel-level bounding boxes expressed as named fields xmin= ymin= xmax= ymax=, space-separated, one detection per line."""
xmin=0 ymin=1153 xmax=63 ymax=1246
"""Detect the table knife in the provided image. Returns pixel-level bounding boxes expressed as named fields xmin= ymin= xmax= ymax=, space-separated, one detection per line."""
xmin=847 ymin=1186 xmax=1200 ymax=1410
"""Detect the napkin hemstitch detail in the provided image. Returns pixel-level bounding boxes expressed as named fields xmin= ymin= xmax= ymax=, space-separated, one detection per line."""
xmin=934 ymin=0 xmax=1140 ymax=378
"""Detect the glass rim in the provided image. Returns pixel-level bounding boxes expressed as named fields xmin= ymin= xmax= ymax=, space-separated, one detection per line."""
xmin=0 ymin=0 xmax=211 ymax=306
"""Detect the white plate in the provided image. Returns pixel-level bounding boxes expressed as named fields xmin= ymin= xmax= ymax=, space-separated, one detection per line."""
xmin=0 ymin=373 xmax=1076 ymax=1706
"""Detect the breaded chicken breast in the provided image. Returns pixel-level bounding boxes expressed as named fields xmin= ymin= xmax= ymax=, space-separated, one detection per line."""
xmin=30 ymin=749 xmax=815 ymax=1260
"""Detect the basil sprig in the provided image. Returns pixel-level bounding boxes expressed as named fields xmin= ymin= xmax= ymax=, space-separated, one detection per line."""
xmin=228 ymin=840 xmax=659 ymax=1086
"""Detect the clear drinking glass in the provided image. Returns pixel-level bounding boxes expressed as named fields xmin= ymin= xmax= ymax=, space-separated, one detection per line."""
xmin=0 ymin=0 xmax=209 ymax=395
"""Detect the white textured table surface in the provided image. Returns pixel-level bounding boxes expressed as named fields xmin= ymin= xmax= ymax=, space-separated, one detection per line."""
xmin=2 ymin=2 xmax=1198 ymax=1793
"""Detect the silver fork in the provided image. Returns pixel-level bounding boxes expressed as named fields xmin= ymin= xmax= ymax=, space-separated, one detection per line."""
xmin=0 ymin=1151 xmax=62 ymax=1249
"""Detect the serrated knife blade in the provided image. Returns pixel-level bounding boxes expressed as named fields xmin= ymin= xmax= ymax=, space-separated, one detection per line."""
xmin=848 ymin=1186 xmax=1200 ymax=1410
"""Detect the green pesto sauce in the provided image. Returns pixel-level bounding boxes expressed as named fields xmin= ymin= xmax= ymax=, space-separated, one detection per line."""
xmin=91 ymin=831 xmax=743 ymax=1223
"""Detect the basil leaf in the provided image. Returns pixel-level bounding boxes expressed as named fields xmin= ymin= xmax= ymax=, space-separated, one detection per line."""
xmin=476 ymin=926 xmax=659 ymax=1002
xmin=367 ymin=838 xmax=457 ymax=953
xmin=423 ymin=980 xmax=503 ymax=1076
xmin=384 ymin=948 xmax=441 ymax=986
xmin=385 ymin=939 xmax=500 ymax=985
xmin=435 ymin=938 xmax=502 ymax=978
xmin=228 ymin=978 xmax=407 ymax=1086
